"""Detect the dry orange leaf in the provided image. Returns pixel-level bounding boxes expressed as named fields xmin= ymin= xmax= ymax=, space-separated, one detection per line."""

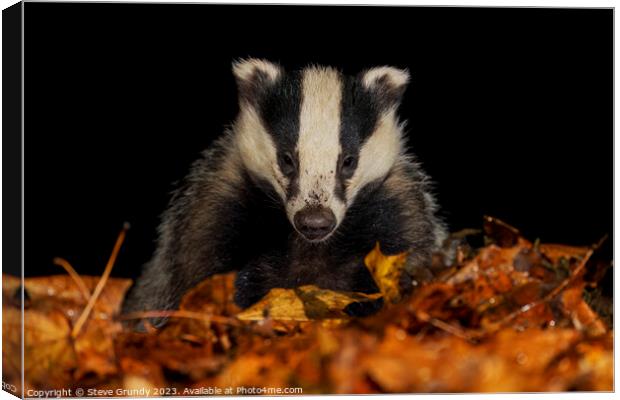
xmin=236 ymin=285 xmax=381 ymax=321
xmin=364 ymin=242 xmax=408 ymax=303
xmin=4 ymin=218 xmax=612 ymax=394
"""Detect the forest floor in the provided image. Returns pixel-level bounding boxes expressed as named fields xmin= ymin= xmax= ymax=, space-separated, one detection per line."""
xmin=3 ymin=216 xmax=613 ymax=395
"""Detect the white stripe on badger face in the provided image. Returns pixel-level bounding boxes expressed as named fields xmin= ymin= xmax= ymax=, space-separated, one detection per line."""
xmin=234 ymin=106 xmax=289 ymax=201
xmin=346 ymin=108 xmax=404 ymax=203
xmin=286 ymin=67 xmax=346 ymax=230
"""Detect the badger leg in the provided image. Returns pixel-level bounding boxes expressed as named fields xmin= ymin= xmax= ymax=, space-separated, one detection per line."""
xmin=327 ymin=156 xmax=447 ymax=316
xmin=120 ymin=258 xmax=179 ymax=329
xmin=122 ymin=200 xmax=247 ymax=329
xmin=122 ymin=137 xmax=252 ymax=329
xmin=233 ymin=255 xmax=287 ymax=309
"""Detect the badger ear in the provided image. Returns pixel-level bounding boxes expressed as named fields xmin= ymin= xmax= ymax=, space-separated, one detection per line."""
xmin=232 ymin=58 xmax=283 ymax=105
xmin=360 ymin=66 xmax=410 ymax=108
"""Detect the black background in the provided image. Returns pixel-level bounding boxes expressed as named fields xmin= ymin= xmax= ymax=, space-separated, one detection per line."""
xmin=4 ymin=2 xmax=22 ymax=280
xmin=24 ymin=4 xmax=613 ymax=279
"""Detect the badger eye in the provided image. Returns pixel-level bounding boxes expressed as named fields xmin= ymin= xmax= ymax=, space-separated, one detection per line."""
xmin=342 ymin=156 xmax=354 ymax=168
xmin=340 ymin=155 xmax=357 ymax=177
xmin=280 ymin=153 xmax=296 ymax=175
xmin=283 ymin=154 xmax=294 ymax=166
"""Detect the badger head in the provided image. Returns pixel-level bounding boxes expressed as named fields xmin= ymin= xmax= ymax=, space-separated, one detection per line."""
xmin=232 ymin=58 xmax=409 ymax=242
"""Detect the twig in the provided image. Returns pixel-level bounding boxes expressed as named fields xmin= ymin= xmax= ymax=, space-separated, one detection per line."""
xmin=71 ymin=223 xmax=129 ymax=338
xmin=414 ymin=310 xmax=473 ymax=341
xmin=142 ymin=319 xmax=158 ymax=334
xmin=53 ymin=257 xmax=91 ymax=301
xmin=428 ymin=317 xmax=474 ymax=341
xmin=119 ymin=310 xmax=241 ymax=327
xmin=469 ymin=248 xmax=594 ymax=340
xmin=539 ymin=249 xmax=592 ymax=301
xmin=592 ymin=234 xmax=609 ymax=251
xmin=420 ymin=249 xmax=595 ymax=342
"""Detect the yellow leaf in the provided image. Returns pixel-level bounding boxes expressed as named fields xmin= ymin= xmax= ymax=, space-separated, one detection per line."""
xmin=236 ymin=285 xmax=382 ymax=321
xmin=237 ymin=288 xmax=308 ymax=321
xmin=2 ymin=274 xmax=131 ymax=390
xmin=364 ymin=243 xmax=408 ymax=304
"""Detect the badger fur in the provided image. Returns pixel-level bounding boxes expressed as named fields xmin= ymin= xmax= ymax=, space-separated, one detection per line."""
xmin=122 ymin=59 xmax=447 ymax=325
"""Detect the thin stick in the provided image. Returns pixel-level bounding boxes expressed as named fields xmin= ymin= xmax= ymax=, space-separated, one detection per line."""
xmin=538 ymin=249 xmax=592 ymax=301
xmin=428 ymin=317 xmax=473 ymax=341
xmin=119 ymin=310 xmax=241 ymax=326
xmin=142 ymin=319 xmax=158 ymax=334
xmin=71 ymin=223 xmax=129 ymax=338
xmin=470 ymin=249 xmax=594 ymax=340
xmin=419 ymin=249 xmax=595 ymax=342
xmin=53 ymin=257 xmax=91 ymax=301
xmin=592 ymin=234 xmax=609 ymax=251
xmin=415 ymin=310 xmax=473 ymax=341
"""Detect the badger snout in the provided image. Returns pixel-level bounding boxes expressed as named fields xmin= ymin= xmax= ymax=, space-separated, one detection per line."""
xmin=293 ymin=206 xmax=336 ymax=241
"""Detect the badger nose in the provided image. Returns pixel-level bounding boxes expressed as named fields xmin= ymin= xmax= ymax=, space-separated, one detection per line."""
xmin=294 ymin=207 xmax=336 ymax=241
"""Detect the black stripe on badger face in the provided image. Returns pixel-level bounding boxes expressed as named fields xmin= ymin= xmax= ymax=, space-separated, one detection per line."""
xmin=255 ymin=71 xmax=303 ymax=199
xmin=232 ymin=59 xmax=410 ymax=242
xmin=232 ymin=59 xmax=299 ymax=203
xmin=336 ymin=69 xmax=410 ymax=203
xmin=339 ymin=66 xmax=411 ymax=211
xmin=335 ymin=75 xmax=381 ymax=202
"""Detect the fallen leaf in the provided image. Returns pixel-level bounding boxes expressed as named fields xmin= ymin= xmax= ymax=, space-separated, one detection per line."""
xmin=236 ymin=285 xmax=381 ymax=321
xmin=364 ymin=242 xmax=408 ymax=303
xmin=9 ymin=217 xmax=612 ymax=394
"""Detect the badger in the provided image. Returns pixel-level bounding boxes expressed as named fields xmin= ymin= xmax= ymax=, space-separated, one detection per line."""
xmin=122 ymin=59 xmax=447 ymax=325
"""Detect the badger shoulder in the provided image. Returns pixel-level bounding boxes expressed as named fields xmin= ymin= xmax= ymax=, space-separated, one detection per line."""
xmin=384 ymin=155 xmax=447 ymax=249
xmin=337 ymin=153 xmax=446 ymax=269
xmin=122 ymin=132 xmax=251 ymax=316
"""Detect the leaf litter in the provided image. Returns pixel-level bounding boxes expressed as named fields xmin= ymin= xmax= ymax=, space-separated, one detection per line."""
xmin=2 ymin=217 xmax=613 ymax=395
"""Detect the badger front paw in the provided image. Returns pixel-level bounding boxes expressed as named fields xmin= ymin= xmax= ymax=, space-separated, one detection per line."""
xmin=233 ymin=270 xmax=270 ymax=308
xmin=234 ymin=260 xmax=283 ymax=308
xmin=343 ymin=297 xmax=384 ymax=317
